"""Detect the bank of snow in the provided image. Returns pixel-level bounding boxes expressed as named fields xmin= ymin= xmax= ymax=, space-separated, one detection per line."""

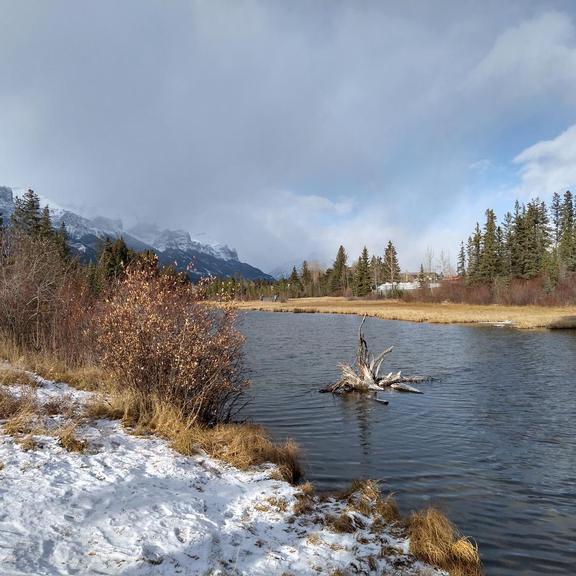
xmin=0 ymin=376 xmax=444 ymax=576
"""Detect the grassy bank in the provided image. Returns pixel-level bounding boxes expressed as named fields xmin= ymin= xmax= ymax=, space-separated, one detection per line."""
xmin=229 ymin=296 xmax=576 ymax=329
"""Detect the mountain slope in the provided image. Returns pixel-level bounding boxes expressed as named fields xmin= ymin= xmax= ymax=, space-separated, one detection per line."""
xmin=0 ymin=187 xmax=271 ymax=281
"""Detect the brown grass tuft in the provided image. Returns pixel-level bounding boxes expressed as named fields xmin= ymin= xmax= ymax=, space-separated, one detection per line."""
xmin=326 ymin=512 xmax=356 ymax=534
xmin=409 ymin=508 xmax=481 ymax=576
xmin=335 ymin=479 xmax=400 ymax=524
xmin=57 ymin=423 xmax=87 ymax=453
xmin=299 ymin=481 xmax=315 ymax=497
xmin=0 ymin=367 xmax=37 ymax=388
xmin=17 ymin=435 xmax=38 ymax=451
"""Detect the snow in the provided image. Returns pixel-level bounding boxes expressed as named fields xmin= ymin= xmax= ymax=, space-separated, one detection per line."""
xmin=0 ymin=375 xmax=444 ymax=576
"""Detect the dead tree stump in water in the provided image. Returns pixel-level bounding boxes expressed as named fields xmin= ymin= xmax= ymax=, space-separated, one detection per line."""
xmin=320 ymin=316 xmax=430 ymax=395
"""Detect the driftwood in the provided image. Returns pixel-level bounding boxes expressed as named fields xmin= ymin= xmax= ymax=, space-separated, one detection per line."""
xmin=320 ymin=316 xmax=430 ymax=395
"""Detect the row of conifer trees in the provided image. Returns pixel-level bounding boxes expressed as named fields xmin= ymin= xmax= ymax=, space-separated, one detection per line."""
xmin=458 ymin=191 xmax=576 ymax=288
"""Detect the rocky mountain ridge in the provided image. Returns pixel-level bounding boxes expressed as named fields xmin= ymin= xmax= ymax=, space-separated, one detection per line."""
xmin=0 ymin=187 xmax=271 ymax=280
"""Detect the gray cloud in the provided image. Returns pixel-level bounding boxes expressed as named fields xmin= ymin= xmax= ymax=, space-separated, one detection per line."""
xmin=1 ymin=0 xmax=576 ymax=272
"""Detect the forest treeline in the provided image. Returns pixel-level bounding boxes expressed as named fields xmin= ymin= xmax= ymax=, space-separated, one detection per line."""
xmin=208 ymin=192 xmax=576 ymax=306
xmin=205 ymin=240 xmax=405 ymax=300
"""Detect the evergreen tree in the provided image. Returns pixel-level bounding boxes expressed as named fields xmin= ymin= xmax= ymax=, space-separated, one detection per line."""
xmin=301 ymin=260 xmax=312 ymax=296
xmin=38 ymin=205 xmax=54 ymax=239
xmin=11 ymin=189 xmax=41 ymax=235
xmin=354 ymin=246 xmax=371 ymax=296
xmin=55 ymin=222 xmax=69 ymax=259
xmin=330 ymin=245 xmax=348 ymax=294
xmin=479 ymin=209 xmax=500 ymax=281
xmin=501 ymin=211 xmax=514 ymax=276
xmin=457 ymin=241 xmax=466 ymax=277
xmin=551 ymin=191 xmax=562 ymax=247
xmin=467 ymin=223 xmax=482 ymax=282
xmin=370 ymin=255 xmax=382 ymax=287
xmin=382 ymin=241 xmax=401 ymax=283
xmin=417 ymin=264 xmax=428 ymax=289
xmin=559 ymin=191 xmax=575 ymax=271
xmin=288 ymin=266 xmax=301 ymax=297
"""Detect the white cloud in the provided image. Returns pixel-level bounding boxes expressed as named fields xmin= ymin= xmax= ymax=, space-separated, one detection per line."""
xmin=469 ymin=11 xmax=576 ymax=101
xmin=513 ymin=123 xmax=576 ymax=198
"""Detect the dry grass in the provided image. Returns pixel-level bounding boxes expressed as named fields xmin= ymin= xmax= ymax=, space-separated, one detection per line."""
xmin=0 ymin=337 xmax=104 ymax=391
xmin=57 ymin=422 xmax=87 ymax=453
xmin=17 ymin=435 xmax=38 ymax=451
xmin=85 ymin=389 xmax=302 ymax=483
xmin=409 ymin=508 xmax=481 ymax=576
xmin=336 ymin=479 xmax=400 ymax=524
xmin=0 ymin=367 xmax=38 ymax=388
xmin=228 ymin=296 xmax=576 ymax=329
xmin=0 ymin=387 xmax=39 ymax=426
xmin=326 ymin=512 xmax=356 ymax=534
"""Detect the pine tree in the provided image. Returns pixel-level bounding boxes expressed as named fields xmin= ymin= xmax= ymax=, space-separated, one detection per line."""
xmin=559 ymin=191 xmax=575 ymax=271
xmin=382 ymin=241 xmax=401 ymax=283
xmin=417 ymin=264 xmax=428 ymax=289
xmin=301 ymin=261 xmax=312 ymax=296
xmin=38 ymin=205 xmax=54 ymax=239
xmin=479 ymin=209 xmax=500 ymax=281
xmin=551 ymin=191 xmax=561 ymax=247
xmin=11 ymin=189 xmax=41 ymax=235
xmin=288 ymin=266 xmax=301 ymax=297
xmin=354 ymin=246 xmax=371 ymax=296
xmin=55 ymin=222 xmax=69 ymax=259
xmin=370 ymin=255 xmax=382 ymax=287
xmin=330 ymin=245 xmax=348 ymax=294
xmin=457 ymin=241 xmax=466 ymax=277
xmin=467 ymin=223 xmax=482 ymax=282
xmin=501 ymin=211 xmax=514 ymax=276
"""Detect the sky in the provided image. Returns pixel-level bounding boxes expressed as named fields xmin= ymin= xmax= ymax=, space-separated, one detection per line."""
xmin=2 ymin=0 xmax=576 ymax=273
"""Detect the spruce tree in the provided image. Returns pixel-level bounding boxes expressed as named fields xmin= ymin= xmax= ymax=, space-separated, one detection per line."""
xmin=301 ymin=261 xmax=312 ymax=296
xmin=288 ymin=266 xmax=302 ymax=297
xmin=457 ymin=241 xmax=466 ymax=278
xmin=479 ymin=209 xmax=500 ymax=281
xmin=354 ymin=247 xmax=371 ymax=296
xmin=559 ymin=191 xmax=575 ymax=271
xmin=330 ymin=245 xmax=348 ymax=294
xmin=38 ymin=205 xmax=54 ymax=239
xmin=382 ymin=241 xmax=401 ymax=283
xmin=551 ymin=191 xmax=561 ymax=247
xmin=417 ymin=264 xmax=428 ymax=289
xmin=11 ymin=189 xmax=41 ymax=235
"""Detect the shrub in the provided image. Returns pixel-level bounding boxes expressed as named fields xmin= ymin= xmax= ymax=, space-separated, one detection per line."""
xmin=95 ymin=265 xmax=248 ymax=426
xmin=0 ymin=231 xmax=94 ymax=366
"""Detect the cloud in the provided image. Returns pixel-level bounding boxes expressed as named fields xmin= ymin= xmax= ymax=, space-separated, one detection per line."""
xmin=470 ymin=11 xmax=576 ymax=101
xmin=2 ymin=1 xmax=576 ymax=272
xmin=513 ymin=123 xmax=576 ymax=198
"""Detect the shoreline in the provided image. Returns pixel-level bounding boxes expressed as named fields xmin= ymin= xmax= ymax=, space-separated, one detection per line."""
xmin=0 ymin=370 xmax=453 ymax=576
xmin=228 ymin=297 xmax=576 ymax=330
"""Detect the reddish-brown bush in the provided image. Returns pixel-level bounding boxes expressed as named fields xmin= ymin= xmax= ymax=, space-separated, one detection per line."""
xmin=95 ymin=265 xmax=248 ymax=425
xmin=0 ymin=231 xmax=94 ymax=365
xmin=402 ymin=274 xmax=576 ymax=306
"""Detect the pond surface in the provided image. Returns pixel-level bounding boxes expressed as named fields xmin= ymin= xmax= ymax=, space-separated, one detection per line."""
xmin=239 ymin=311 xmax=576 ymax=576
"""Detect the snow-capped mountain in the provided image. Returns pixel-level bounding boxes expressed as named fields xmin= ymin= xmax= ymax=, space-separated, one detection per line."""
xmin=0 ymin=187 xmax=271 ymax=281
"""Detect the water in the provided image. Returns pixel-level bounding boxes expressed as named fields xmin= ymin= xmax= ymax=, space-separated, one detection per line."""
xmin=239 ymin=311 xmax=576 ymax=575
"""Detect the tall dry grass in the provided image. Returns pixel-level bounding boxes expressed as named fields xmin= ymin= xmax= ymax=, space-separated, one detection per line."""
xmin=409 ymin=508 xmax=481 ymax=576
xmin=85 ymin=388 xmax=301 ymax=483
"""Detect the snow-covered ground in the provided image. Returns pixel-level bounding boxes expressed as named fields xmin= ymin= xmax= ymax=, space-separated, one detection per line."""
xmin=0 ymin=375 xmax=444 ymax=576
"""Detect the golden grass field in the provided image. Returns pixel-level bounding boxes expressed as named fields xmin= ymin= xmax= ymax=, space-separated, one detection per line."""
xmin=229 ymin=297 xmax=576 ymax=329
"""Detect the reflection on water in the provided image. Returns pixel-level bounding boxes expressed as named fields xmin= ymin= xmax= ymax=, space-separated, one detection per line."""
xmin=239 ymin=311 xmax=576 ymax=576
